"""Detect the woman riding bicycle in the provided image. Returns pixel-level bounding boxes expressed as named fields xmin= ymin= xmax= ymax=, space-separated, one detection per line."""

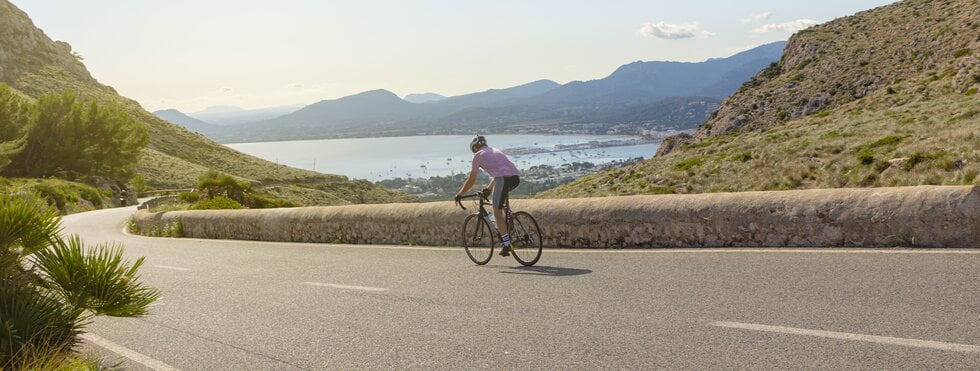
xmin=455 ymin=135 xmax=520 ymax=256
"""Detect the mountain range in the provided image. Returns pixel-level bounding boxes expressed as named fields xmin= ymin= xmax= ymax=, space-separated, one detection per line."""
xmin=159 ymin=42 xmax=785 ymax=143
xmin=187 ymin=105 xmax=303 ymax=125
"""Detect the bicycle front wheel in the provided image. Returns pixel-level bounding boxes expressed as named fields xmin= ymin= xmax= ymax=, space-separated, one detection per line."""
xmin=462 ymin=214 xmax=495 ymax=265
xmin=509 ymin=211 xmax=542 ymax=266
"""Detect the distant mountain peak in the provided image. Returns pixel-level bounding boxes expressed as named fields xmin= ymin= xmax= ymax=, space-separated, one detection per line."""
xmin=152 ymin=109 xmax=220 ymax=134
xmin=340 ymin=89 xmax=402 ymax=102
xmin=194 ymin=105 xmax=246 ymax=115
xmin=404 ymin=92 xmax=447 ymax=103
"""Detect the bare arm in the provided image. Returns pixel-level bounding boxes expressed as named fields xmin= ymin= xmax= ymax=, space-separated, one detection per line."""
xmin=457 ymin=170 xmax=478 ymax=196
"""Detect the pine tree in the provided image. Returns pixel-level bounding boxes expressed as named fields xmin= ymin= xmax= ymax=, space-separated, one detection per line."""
xmin=9 ymin=90 xmax=148 ymax=180
xmin=0 ymin=84 xmax=31 ymax=172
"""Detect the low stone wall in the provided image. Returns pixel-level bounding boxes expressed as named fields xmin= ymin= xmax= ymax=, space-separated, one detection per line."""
xmin=134 ymin=186 xmax=978 ymax=248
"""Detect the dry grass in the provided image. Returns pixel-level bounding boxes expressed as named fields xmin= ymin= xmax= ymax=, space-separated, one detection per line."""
xmin=540 ymin=92 xmax=979 ymax=198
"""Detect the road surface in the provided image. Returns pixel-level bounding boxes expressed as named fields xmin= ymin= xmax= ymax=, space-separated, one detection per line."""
xmin=62 ymin=205 xmax=979 ymax=370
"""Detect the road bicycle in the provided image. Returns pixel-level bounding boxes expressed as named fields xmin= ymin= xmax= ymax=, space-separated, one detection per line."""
xmin=455 ymin=192 xmax=542 ymax=266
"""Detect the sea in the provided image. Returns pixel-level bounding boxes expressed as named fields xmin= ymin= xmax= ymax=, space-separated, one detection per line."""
xmin=226 ymin=135 xmax=660 ymax=181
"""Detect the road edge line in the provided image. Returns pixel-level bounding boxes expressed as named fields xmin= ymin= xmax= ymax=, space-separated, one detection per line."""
xmin=710 ymin=321 xmax=980 ymax=353
xmin=80 ymin=333 xmax=181 ymax=371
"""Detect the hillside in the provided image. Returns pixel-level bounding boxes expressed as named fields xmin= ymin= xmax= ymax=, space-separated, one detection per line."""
xmin=540 ymin=0 xmax=979 ymax=198
xmin=0 ymin=0 xmax=414 ymax=205
xmin=203 ymin=44 xmax=783 ymax=143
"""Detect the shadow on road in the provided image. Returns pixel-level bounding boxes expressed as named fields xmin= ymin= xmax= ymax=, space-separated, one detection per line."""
xmin=499 ymin=265 xmax=592 ymax=277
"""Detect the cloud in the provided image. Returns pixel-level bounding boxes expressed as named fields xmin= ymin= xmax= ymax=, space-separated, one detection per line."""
xmin=637 ymin=21 xmax=715 ymax=40
xmin=750 ymin=19 xmax=819 ymax=34
xmin=740 ymin=11 xmax=774 ymax=24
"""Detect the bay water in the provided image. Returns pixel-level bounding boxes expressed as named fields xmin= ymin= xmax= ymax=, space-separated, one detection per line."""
xmin=227 ymin=135 xmax=659 ymax=181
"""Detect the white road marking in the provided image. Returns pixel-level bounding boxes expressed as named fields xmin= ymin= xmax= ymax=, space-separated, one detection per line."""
xmin=80 ymin=333 xmax=181 ymax=371
xmin=153 ymin=265 xmax=191 ymax=271
xmin=710 ymin=321 xmax=980 ymax=353
xmin=301 ymin=281 xmax=388 ymax=292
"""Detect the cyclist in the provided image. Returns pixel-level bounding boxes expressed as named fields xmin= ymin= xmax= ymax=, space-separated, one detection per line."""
xmin=455 ymin=135 xmax=521 ymax=256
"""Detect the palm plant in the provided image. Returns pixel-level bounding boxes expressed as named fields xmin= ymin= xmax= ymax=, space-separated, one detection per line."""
xmin=0 ymin=193 xmax=61 ymax=275
xmin=0 ymin=193 xmax=159 ymax=368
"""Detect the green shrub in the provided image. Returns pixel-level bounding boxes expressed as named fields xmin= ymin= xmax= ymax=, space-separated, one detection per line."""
xmin=129 ymin=174 xmax=150 ymax=194
xmin=78 ymin=186 xmax=104 ymax=208
xmin=865 ymin=135 xmax=908 ymax=149
xmin=903 ymin=152 xmax=944 ymax=171
xmin=178 ymin=192 xmax=200 ymax=203
xmin=197 ymin=169 xmax=250 ymax=204
xmin=127 ymin=217 xmax=140 ymax=234
xmin=35 ymin=184 xmax=68 ymax=211
xmin=250 ymin=194 xmax=299 ymax=209
xmin=964 ymin=170 xmax=978 ymax=183
xmin=674 ymin=157 xmax=705 ymax=171
xmin=857 ymin=151 xmax=875 ymax=165
xmin=191 ymin=196 xmax=244 ymax=210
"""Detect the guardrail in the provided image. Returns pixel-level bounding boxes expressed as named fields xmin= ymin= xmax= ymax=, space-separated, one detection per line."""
xmin=132 ymin=186 xmax=978 ymax=248
xmin=137 ymin=189 xmax=194 ymax=197
xmin=137 ymin=195 xmax=178 ymax=210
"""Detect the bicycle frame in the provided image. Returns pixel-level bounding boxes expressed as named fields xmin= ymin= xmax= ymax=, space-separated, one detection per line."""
xmin=458 ymin=193 xmax=513 ymax=243
xmin=457 ymin=191 xmax=543 ymax=266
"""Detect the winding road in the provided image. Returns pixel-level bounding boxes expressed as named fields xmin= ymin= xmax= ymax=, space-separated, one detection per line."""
xmin=63 ymin=204 xmax=979 ymax=369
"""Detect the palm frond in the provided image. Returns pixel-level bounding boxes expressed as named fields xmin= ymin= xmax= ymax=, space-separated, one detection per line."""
xmin=0 ymin=193 xmax=62 ymax=265
xmin=0 ymin=279 xmax=81 ymax=368
xmin=32 ymin=235 xmax=160 ymax=317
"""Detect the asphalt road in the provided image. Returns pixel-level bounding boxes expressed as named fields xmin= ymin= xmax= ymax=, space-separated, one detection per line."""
xmin=62 ymin=205 xmax=979 ymax=370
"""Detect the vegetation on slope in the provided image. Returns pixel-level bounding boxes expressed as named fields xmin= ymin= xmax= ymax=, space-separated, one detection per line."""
xmin=540 ymin=0 xmax=979 ymax=198
xmin=0 ymin=0 xmax=414 ymax=206
xmin=541 ymin=94 xmax=978 ymax=197
xmin=0 ymin=177 xmax=115 ymax=214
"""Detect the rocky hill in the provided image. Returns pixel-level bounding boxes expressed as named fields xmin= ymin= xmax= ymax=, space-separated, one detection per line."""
xmin=0 ymin=0 xmax=414 ymax=205
xmin=541 ymin=0 xmax=979 ymax=198
xmin=695 ymin=0 xmax=979 ymax=138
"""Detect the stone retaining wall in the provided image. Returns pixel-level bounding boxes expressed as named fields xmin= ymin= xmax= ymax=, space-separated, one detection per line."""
xmin=134 ymin=186 xmax=978 ymax=248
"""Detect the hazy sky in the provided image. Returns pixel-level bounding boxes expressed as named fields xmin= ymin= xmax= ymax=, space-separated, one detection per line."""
xmin=12 ymin=0 xmax=896 ymax=113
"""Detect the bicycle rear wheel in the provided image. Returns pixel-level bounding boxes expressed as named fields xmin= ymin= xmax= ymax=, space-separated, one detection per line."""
xmin=462 ymin=214 xmax=495 ymax=265
xmin=509 ymin=211 xmax=542 ymax=266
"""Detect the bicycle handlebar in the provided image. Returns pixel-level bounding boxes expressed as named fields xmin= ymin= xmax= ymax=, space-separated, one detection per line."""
xmin=455 ymin=192 xmax=488 ymax=210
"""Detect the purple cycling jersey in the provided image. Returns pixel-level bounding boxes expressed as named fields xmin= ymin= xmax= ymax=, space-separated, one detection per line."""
xmin=471 ymin=146 xmax=520 ymax=177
